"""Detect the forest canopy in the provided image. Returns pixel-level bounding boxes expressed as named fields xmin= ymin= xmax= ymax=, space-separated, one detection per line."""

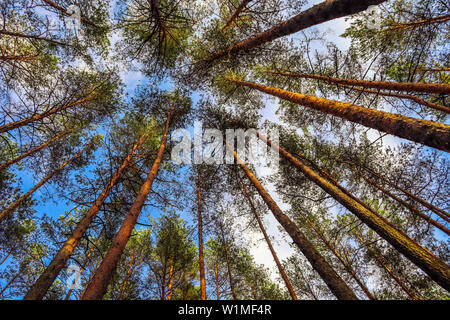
xmin=0 ymin=0 xmax=449 ymax=301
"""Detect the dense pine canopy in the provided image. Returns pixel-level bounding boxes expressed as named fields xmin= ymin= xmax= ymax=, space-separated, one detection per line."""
xmin=0 ymin=0 xmax=448 ymax=300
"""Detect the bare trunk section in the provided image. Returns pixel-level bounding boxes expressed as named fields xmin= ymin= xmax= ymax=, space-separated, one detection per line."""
xmin=355 ymin=162 xmax=450 ymax=220
xmin=264 ymin=70 xmax=450 ymax=95
xmin=0 ymin=94 xmax=95 ymax=134
xmin=0 ymin=142 xmax=93 ymax=223
xmin=0 ymin=30 xmax=70 ymax=47
xmin=118 ymin=248 xmax=136 ymax=300
xmin=227 ymin=78 xmax=450 ymax=152
xmin=225 ymin=138 xmax=358 ymax=300
xmin=354 ymin=233 xmax=420 ymax=300
xmin=255 ymin=131 xmax=450 ymax=291
xmin=64 ymin=229 xmax=103 ymax=300
xmin=197 ymin=171 xmax=207 ymax=300
xmin=167 ymin=265 xmax=174 ymax=300
xmin=0 ymin=129 xmax=71 ymax=172
xmin=24 ymin=135 xmax=147 ymax=300
xmin=304 ymin=215 xmax=375 ymax=300
xmin=334 ymin=83 xmax=450 ymax=114
xmin=343 ymin=163 xmax=450 ymax=235
xmin=240 ymin=179 xmax=298 ymax=300
xmin=218 ymin=221 xmax=237 ymax=300
xmin=384 ymin=14 xmax=450 ymax=31
xmin=203 ymin=0 xmax=386 ymax=63
xmin=214 ymin=257 xmax=220 ymax=300
xmin=222 ymin=0 xmax=252 ymax=30
xmin=81 ymin=105 xmax=174 ymax=300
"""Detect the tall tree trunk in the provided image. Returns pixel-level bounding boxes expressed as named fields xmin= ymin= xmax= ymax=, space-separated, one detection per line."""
xmin=304 ymin=215 xmax=375 ymax=300
xmin=255 ymin=131 xmax=450 ymax=291
xmin=263 ymin=70 xmax=450 ymax=95
xmin=214 ymin=257 xmax=220 ymax=300
xmin=167 ymin=265 xmax=174 ymax=300
xmin=0 ymin=142 xmax=93 ymax=223
xmin=355 ymin=162 xmax=450 ymax=220
xmin=0 ymin=30 xmax=69 ymax=47
xmin=197 ymin=170 xmax=207 ymax=300
xmin=239 ymin=178 xmax=298 ymax=300
xmin=203 ymin=0 xmax=386 ymax=63
xmin=228 ymin=78 xmax=450 ymax=152
xmin=218 ymin=221 xmax=237 ymax=300
xmin=0 ymin=252 xmax=11 ymax=266
xmin=250 ymin=283 xmax=257 ymax=300
xmin=118 ymin=248 xmax=136 ymax=300
xmin=64 ymin=229 xmax=103 ymax=300
xmin=384 ymin=14 xmax=450 ymax=31
xmin=354 ymin=233 xmax=420 ymax=300
xmin=24 ymin=134 xmax=147 ymax=300
xmin=225 ymin=138 xmax=358 ymax=300
xmin=222 ymin=0 xmax=252 ymax=30
xmin=0 ymin=129 xmax=72 ymax=172
xmin=0 ymin=55 xmax=38 ymax=62
xmin=343 ymin=162 xmax=450 ymax=234
xmin=81 ymin=105 xmax=174 ymax=300
xmin=0 ymin=94 xmax=95 ymax=134
xmin=333 ymin=83 xmax=450 ymax=114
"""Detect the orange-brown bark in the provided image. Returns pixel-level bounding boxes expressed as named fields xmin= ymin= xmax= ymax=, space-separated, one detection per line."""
xmin=197 ymin=171 xmax=207 ymax=300
xmin=255 ymin=131 xmax=450 ymax=291
xmin=354 ymin=233 xmax=420 ymax=300
xmin=355 ymin=162 xmax=450 ymax=221
xmin=343 ymin=163 xmax=450 ymax=235
xmin=118 ymin=248 xmax=136 ymax=300
xmin=24 ymin=135 xmax=147 ymax=300
xmin=0 ymin=129 xmax=72 ymax=172
xmin=0 ymin=94 xmax=96 ymax=134
xmin=304 ymin=216 xmax=375 ymax=300
xmin=240 ymin=180 xmax=298 ymax=300
xmin=222 ymin=0 xmax=252 ymax=30
xmin=204 ymin=0 xmax=386 ymax=63
xmin=225 ymin=138 xmax=358 ymax=300
xmin=264 ymin=70 xmax=450 ymax=95
xmin=228 ymin=78 xmax=450 ymax=152
xmin=0 ymin=142 xmax=93 ymax=223
xmin=81 ymin=105 xmax=174 ymax=300
xmin=64 ymin=229 xmax=103 ymax=300
xmin=218 ymin=221 xmax=237 ymax=300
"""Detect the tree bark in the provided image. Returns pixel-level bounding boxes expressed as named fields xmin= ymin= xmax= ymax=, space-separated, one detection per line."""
xmin=255 ymin=131 xmax=450 ymax=291
xmin=24 ymin=134 xmax=147 ymax=300
xmin=304 ymin=215 xmax=375 ymax=300
xmin=225 ymin=138 xmax=358 ymax=300
xmin=81 ymin=105 xmax=174 ymax=300
xmin=0 ymin=142 xmax=93 ymax=223
xmin=0 ymin=30 xmax=70 ymax=47
xmin=64 ymin=229 xmax=103 ymax=300
xmin=214 ymin=257 xmax=220 ymax=300
xmin=228 ymin=78 xmax=450 ymax=152
xmin=203 ymin=0 xmax=386 ymax=63
xmin=264 ymin=70 xmax=450 ymax=95
xmin=197 ymin=170 xmax=207 ymax=300
xmin=41 ymin=0 xmax=99 ymax=28
xmin=218 ymin=220 xmax=237 ymax=300
xmin=343 ymin=162 xmax=450 ymax=235
xmin=239 ymin=179 xmax=298 ymax=300
xmin=0 ymin=94 xmax=95 ymax=134
xmin=354 ymin=233 xmax=420 ymax=300
xmin=355 ymin=162 xmax=450 ymax=220
xmin=0 ymin=129 xmax=72 ymax=172
xmin=384 ymin=14 xmax=450 ymax=32
xmin=222 ymin=0 xmax=252 ymax=30
xmin=167 ymin=265 xmax=174 ymax=300
xmin=118 ymin=248 xmax=136 ymax=300
xmin=333 ymin=83 xmax=450 ymax=114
